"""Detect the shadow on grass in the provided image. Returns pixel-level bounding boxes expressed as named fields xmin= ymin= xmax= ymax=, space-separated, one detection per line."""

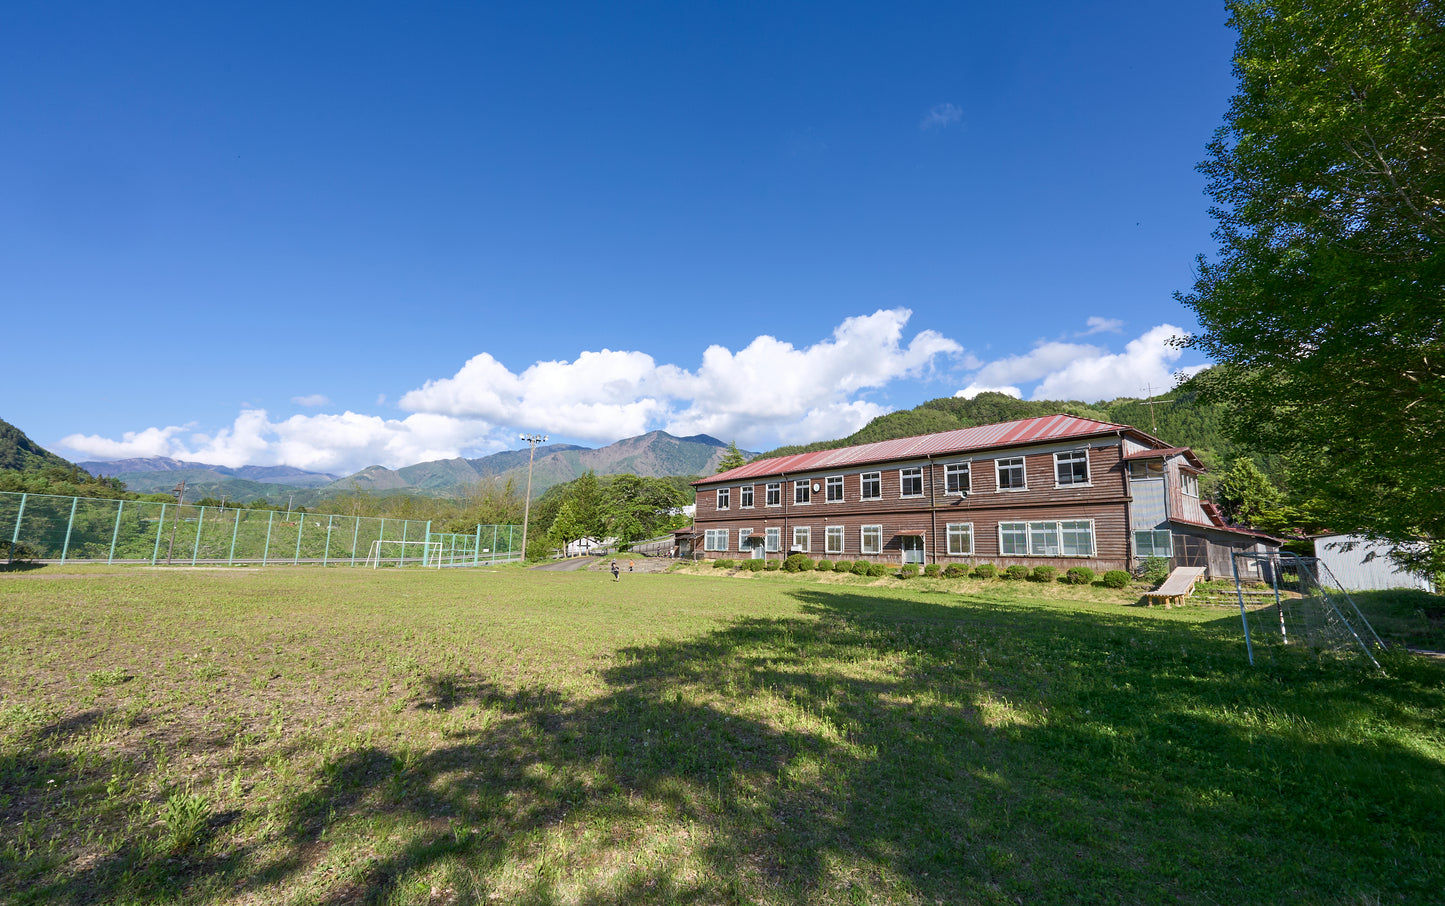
xmin=5 ymin=585 xmax=1444 ymax=904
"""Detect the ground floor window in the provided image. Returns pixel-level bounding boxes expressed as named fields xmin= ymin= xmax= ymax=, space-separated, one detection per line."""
xmin=737 ymin=528 xmax=751 ymax=551
xmin=826 ymin=525 xmax=844 ymax=554
xmin=946 ymin=522 xmax=973 ymax=555
xmin=765 ymin=527 xmax=781 ymax=552
xmin=793 ymin=526 xmax=810 ymax=552
xmin=1135 ymin=529 xmax=1173 ymax=558
xmin=860 ymin=524 xmax=882 ymax=555
xmin=704 ymin=529 xmax=728 ymax=552
xmin=999 ymin=520 xmax=1095 ymax=557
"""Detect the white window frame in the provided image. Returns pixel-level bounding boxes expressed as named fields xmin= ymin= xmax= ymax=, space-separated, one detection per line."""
xmin=999 ymin=522 xmax=1029 ymax=556
xmin=1060 ymin=520 xmax=1095 ymax=557
xmin=1054 ymin=449 xmax=1090 ymax=488
xmin=999 ymin=520 xmax=1096 ymax=557
xmin=704 ymin=529 xmax=729 ymax=552
xmin=946 ymin=522 xmax=973 ymax=556
xmin=766 ymin=482 xmax=782 ymax=507
xmin=1181 ymin=472 xmax=1200 ymax=497
xmin=825 ymin=475 xmax=844 ymax=503
xmin=860 ymin=524 xmax=882 ymax=555
xmin=737 ymin=528 xmax=752 ymax=551
xmin=794 ymin=479 xmax=811 ymax=505
xmin=996 ymin=457 xmax=1027 ymax=491
xmin=945 ymin=462 xmax=971 ymax=495
xmin=740 ymin=485 xmax=754 ymax=508
xmin=860 ymin=471 xmax=882 ymax=500
xmin=1135 ymin=529 xmax=1173 ymax=558
xmin=826 ymin=525 xmax=844 ymax=555
xmin=899 ymin=466 xmax=923 ymax=498
xmin=765 ymin=527 xmax=781 ymax=552
xmin=717 ymin=487 xmax=730 ymax=510
xmin=793 ymin=526 xmax=810 ymax=552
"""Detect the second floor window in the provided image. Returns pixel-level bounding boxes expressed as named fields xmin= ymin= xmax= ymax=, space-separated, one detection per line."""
xmin=740 ymin=485 xmax=754 ymax=507
xmin=900 ymin=467 xmax=923 ymax=497
xmin=826 ymin=475 xmax=844 ymax=502
xmin=717 ymin=487 xmax=730 ymax=509
xmin=1054 ymin=450 xmax=1090 ymax=486
xmin=945 ymin=462 xmax=970 ymax=495
xmin=996 ymin=457 xmax=1026 ymax=491
xmin=861 ymin=471 xmax=882 ymax=499
xmin=795 ymin=480 xmax=811 ymax=504
xmin=766 ymin=482 xmax=781 ymax=506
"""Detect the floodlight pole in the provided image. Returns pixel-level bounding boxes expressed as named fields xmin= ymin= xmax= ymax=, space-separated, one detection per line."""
xmin=519 ymin=433 xmax=548 ymax=561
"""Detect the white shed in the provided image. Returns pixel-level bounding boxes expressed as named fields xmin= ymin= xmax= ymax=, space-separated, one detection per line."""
xmin=1314 ymin=534 xmax=1437 ymax=593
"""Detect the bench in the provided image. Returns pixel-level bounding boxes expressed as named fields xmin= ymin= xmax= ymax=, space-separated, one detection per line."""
xmin=1143 ymin=566 xmax=1207 ymax=607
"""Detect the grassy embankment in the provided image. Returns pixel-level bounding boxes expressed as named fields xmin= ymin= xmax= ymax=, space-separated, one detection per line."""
xmin=1 ymin=563 xmax=1442 ymax=904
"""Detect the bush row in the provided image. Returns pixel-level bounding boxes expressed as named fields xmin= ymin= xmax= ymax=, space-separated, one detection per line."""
xmin=705 ymin=558 xmax=1134 ymax=587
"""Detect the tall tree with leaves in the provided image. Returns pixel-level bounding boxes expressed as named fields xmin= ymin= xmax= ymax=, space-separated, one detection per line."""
xmin=1181 ymin=0 xmax=1445 ymax=573
xmin=715 ymin=441 xmax=747 ymax=474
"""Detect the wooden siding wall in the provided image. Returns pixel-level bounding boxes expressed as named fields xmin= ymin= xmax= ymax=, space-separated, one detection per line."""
xmin=694 ymin=442 xmax=1136 ymax=570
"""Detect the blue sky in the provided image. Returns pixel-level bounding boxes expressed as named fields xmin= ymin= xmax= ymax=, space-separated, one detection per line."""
xmin=3 ymin=2 xmax=1239 ymax=476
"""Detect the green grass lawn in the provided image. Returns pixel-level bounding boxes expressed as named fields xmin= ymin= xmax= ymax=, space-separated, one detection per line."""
xmin=1 ymin=564 xmax=1442 ymax=905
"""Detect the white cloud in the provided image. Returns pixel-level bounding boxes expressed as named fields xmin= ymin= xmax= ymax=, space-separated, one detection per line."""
xmin=66 ymin=309 xmax=964 ymax=473
xmin=291 ymin=394 xmax=331 ymax=407
xmin=957 ymin=324 xmax=1203 ymax=403
xmin=1077 ymin=317 xmax=1124 ymax=336
xmin=955 ymin=385 xmax=1022 ymax=400
xmin=921 ymin=103 xmax=963 ymax=129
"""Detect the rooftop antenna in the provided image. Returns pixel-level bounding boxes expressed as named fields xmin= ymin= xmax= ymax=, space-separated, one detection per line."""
xmin=1139 ymin=383 xmax=1174 ymax=435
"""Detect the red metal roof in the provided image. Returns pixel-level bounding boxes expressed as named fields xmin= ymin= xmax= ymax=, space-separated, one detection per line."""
xmin=697 ymin=414 xmax=1134 ymax=486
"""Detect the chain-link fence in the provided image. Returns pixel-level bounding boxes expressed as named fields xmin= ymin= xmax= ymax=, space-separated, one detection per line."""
xmin=0 ymin=491 xmax=521 ymax=568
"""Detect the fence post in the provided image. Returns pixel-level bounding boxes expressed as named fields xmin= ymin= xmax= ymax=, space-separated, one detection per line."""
xmin=474 ymin=524 xmax=482 ymax=566
xmin=229 ymin=507 xmax=240 ymax=565
xmin=423 ymin=521 xmax=432 ymax=567
xmin=59 ymin=496 xmax=79 ymax=565
xmin=293 ymin=514 xmax=304 ymax=565
xmin=350 ymin=516 xmax=360 ymax=567
xmin=400 ymin=520 xmax=409 ymax=567
xmin=108 ymin=499 xmax=124 ymax=564
xmin=263 ymin=510 xmax=274 ymax=566
xmin=151 ymin=503 xmax=167 ymax=565
xmin=192 ymin=505 xmax=206 ymax=565
xmin=7 ymin=493 xmax=26 ymax=564
xmin=324 ymin=515 xmax=333 ymax=567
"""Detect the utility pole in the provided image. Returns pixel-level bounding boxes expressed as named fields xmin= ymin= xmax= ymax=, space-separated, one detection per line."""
xmin=1139 ymin=383 xmax=1174 ymax=435
xmin=166 ymin=480 xmax=186 ymax=565
xmin=519 ymin=433 xmax=548 ymax=561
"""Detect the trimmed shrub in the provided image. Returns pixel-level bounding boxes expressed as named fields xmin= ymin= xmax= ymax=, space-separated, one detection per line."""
xmin=943 ymin=563 xmax=968 ymax=579
xmin=1143 ymin=556 xmax=1171 ymax=586
xmin=764 ymin=559 xmax=781 ymax=571
xmin=783 ymin=553 xmax=815 ymax=572
xmin=899 ymin=563 xmax=919 ymax=579
xmin=973 ymin=563 xmax=998 ymax=579
xmin=1102 ymin=570 xmax=1131 ymax=589
xmin=816 ymin=559 xmax=833 ymax=572
xmin=867 ymin=563 xmax=890 ymax=577
xmin=1030 ymin=565 xmax=1058 ymax=583
xmin=746 ymin=558 xmax=766 ymax=572
xmin=851 ymin=560 xmax=871 ymax=576
xmin=713 ymin=558 xmax=734 ymax=570
xmin=834 ymin=559 xmax=852 ymax=573
xmin=923 ymin=563 xmax=941 ymax=578
xmin=1065 ymin=566 xmax=1096 ymax=585
xmin=1004 ymin=564 xmax=1030 ymax=581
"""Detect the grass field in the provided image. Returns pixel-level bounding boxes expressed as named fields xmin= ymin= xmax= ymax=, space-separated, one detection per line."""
xmin=1 ymin=563 xmax=1442 ymax=905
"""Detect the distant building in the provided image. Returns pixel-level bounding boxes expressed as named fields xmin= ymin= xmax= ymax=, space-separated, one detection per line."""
xmin=1313 ymin=534 xmax=1438 ymax=592
xmin=690 ymin=414 xmax=1278 ymax=576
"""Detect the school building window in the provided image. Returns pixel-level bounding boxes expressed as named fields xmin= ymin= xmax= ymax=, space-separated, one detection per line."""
xmin=945 ymin=462 xmax=970 ymax=495
xmin=860 ymin=525 xmax=882 ymax=555
xmin=900 ymin=467 xmax=923 ymax=498
xmin=946 ymin=523 xmax=973 ymax=555
xmin=826 ymin=525 xmax=844 ymax=554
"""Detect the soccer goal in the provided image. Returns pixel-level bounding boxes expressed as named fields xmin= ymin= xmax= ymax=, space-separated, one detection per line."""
xmin=1231 ymin=551 xmax=1386 ymax=671
xmin=364 ymin=539 xmax=444 ymax=569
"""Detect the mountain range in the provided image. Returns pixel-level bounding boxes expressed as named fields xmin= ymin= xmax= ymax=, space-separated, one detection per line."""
xmin=70 ymin=431 xmax=747 ymax=503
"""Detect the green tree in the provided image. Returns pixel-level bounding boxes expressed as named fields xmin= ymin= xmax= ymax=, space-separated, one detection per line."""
xmin=1180 ymin=0 xmax=1445 ymax=573
xmin=603 ymin=474 xmax=688 ymax=546
xmin=714 ymin=441 xmax=747 ymax=474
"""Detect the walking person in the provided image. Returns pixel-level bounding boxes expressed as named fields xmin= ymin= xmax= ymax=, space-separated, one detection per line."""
xmin=611 ymin=559 xmax=620 ymax=581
